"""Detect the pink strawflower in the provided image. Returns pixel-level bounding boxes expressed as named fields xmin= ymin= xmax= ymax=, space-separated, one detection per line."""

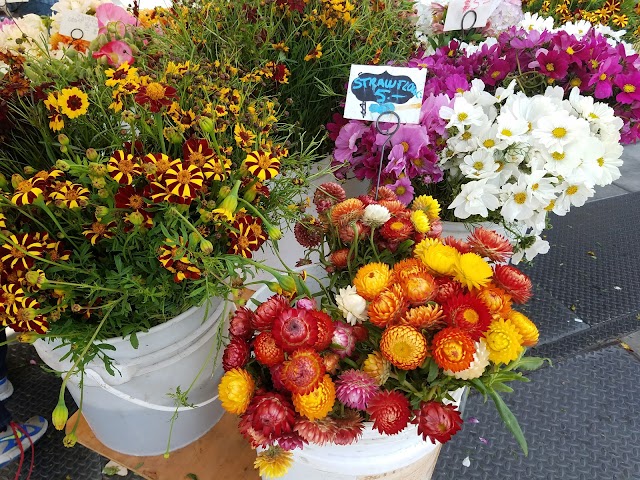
xmin=331 ymin=321 xmax=356 ymax=358
xmin=335 ymin=369 xmax=379 ymax=410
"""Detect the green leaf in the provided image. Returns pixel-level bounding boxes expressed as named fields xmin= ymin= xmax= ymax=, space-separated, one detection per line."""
xmin=470 ymin=378 xmax=488 ymax=395
xmin=491 ymin=382 xmax=514 ymax=393
xmin=426 ymin=358 xmax=439 ymax=384
xmin=514 ymin=357 xmax=549 ymax=371
xmin=130 ymin=332 xmax=139 ymax=349
xmin=488 ymin=389 xmax=528 ymax=456
xmin=96 ymin=343 xmax=116 ymax=351
xmin=185 ymin=474 xmax=199 ymax=480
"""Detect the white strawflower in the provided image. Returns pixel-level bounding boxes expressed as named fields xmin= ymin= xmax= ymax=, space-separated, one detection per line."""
xmin=362 ymin=204 xmax=391 ymax=228
xmin=336 ymin=286 xmax=368 ymax=325
xmin=443 ymin=340 xmax=490 ymax=380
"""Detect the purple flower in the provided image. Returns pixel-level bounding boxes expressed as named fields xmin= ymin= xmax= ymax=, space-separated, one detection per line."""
xmin=483 ymin=58 xmax=513 ymax=86
xmin=335 ymin=369 xmax=379 ymax=410
xmin=588 ymin=57 xmax=622 ymax=99
xmin=389 ymin=176 xmax=415 ymax=205
xmin=296 ymin=297 xmax=317 ymax=311
xmin=334 ymin=122 xmax=368 ymax=164
xmin=444 ymin=75 xmax=470 ymax=96
xmin=327 ymin=113 xmax=348 ymax=142
xmin=614 ymin=72 xmax=640 ymax=104
xmin=384 ymin=144 xmax=407 ymax=177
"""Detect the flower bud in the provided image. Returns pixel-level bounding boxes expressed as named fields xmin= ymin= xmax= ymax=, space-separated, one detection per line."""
xmin=52 ymin=402 xmax=69 ymax=430
xmin=98 ymin=188 xmax=109 ymax=198
xmin=126 ymin=211 xmax=144 ymax=226
xmin=23 ymin=166 xmax=36 ymax=175
xmin=55 ymin=160 xmax=70 ymax=171
xmin=266 ymin=282 xmax=283 ymax=294
xmin=11 ymin=174 xmax=24 ymax=189
xmin=57 ymin=134 xmax=70 ymax=146
xmin=63 ymin=431 xmax=77 ymax=448
xmin=25 ymin=269 xmax=45 ymax=286
xmin=95 ymin=206 xmax=110 ymax=219
xmin=188 ymin=231 xmax=201 ymax=247
xmin=85 ymin=148 xmax=98 ymax=161
xmin=200 ymin=239 xmax=214 ymax=254
xmin=199 ymin=117 xmax=215 ymax=134
xmin=91 ymin=177 xmax=106 ymax=189
xmin=266 ymin=225 xmax=282 ymax=241
xmin=217 ymin=186 xmax=231 ymax=201
xmin=17 ymin=332 xmax=38 ymax=344
xmin=60 ymin=146 xmax=68 ymax=154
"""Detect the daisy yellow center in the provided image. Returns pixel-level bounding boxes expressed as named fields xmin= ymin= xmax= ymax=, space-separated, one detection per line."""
xmin=392 ymin=341 xmax=412 ymax=359
xmin=599 ymin=73 xmax=607 ymax=81
xmin=237 ymin=236 xmax=250 ymax=249
xmin=552 ymin=127 xmax=567 ymax=138
xmin=257 ymin=155 xmax=273 ymax=169
xmin=129 ymin=194 xmax=144 ymax=209
xmin=92 ymin=223 xmax=107 ymax=234
xmin=457 ymin=112 xmax=468 ymax=121
xmin=491 ymin=70 xmax=501 ymax=79
xmin=462 ymin=309 xmax=479 ymax=324
xmin=412 ymin=158 xmax=423 ymax=167
xmin=10 ymin=247 xmax=25 ymax=259
xmin=473 ymin=161 xmax=484 ymax=170
xmin=552 ymin=151 xmax=565 ymax=160
xmin=514 ymin=192 xmax=527 ymax=204
xmin=188 ymin=151 xmax=206 ymax=166
xmin=462 ymin=131 xmax=472 ymax=140
xmin=401 ymin=141 xmax=410 ymax=152
xmin=5 ymin=293 xmax=16 ymax=304
xmin=64 ymin=189 xmax=80 ymax=200
xmin=483 ymin=139 xmax=495 ymax=148
xmin=146 ymin=82 xmax=166 ymax=100
xmin=118 ymin=159 xmax=136 ymax=174
xmin=566 ymin=46 xmax=575 ymax=54
xmin=589 ymin=112 xmax=599 ymax=119
xmin=566 ymin=185 xmax=578 ymax=195
xmin=623 ymin=84 xmax=636 ymax=93
xmin=546 ymin=63 xmax=555 ymax=72
xmin=156 ymin=158 xmax=170 ymax=173
xmin=456 ymin=88 xmax=464 ymax=93
xmin=545 ymin=200 xmax=555 ymax=211
xmin=501 ymin=129 xmax=512 ymax=137
xmin=396 ymin=186 xmax=406 ymax=195
xmin=597 ymin=157 xmax=604 ymax=167
xmin=176 ymin=169 xmax=193 ymax=185
xmin=532 ymin=183 xmax=539 ymax=190
xmin=590 ymin=60 xmax=599 ymax=68
xmin=211 ymin=161 xmax=224 ymax=173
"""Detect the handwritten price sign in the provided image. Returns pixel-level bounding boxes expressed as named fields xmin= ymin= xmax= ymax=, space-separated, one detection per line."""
xmin=443 ymin=0 xmax=501 ymax=32
xmin=343 ymin=65 xmax=427 ymax=125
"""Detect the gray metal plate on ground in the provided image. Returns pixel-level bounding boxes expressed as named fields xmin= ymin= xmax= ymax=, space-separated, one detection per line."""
xmin=433 ymin=345 xmax=640 ymax=480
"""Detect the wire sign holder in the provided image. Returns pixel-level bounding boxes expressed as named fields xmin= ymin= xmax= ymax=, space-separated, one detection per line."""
xmin=373 ymin=111 xmax=401 ymax=201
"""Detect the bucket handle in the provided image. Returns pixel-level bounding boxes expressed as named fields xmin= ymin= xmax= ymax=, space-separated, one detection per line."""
xmin=84 ymin=369 xmax=219 ymax=412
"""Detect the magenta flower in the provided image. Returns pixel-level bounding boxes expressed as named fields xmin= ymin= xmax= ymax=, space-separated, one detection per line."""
xmin=326 ymin=113 xmax=349 ymax=142
xmin=296 ymin=297 xmax=317 ymax=311
xmin=535 ymin=50 xmax=570 ymax=79
xmin=92 ymin=40 xmax=134 ymax=68
xmin=444 ymin=74 xmax=469 ymax=96
xmin=331 ymin=321 xmax=356 ymax=358
xmin=614 ymin=72 xmax=640 ymax=104
xmin=389 ymin=176 xmax=414 ymax=205
xmin=483 ymin=58 xmax=512 ymax=86
xmin=333 ymin=121 xmax=368 ymax=164
xmin=335 ymin=369 xmax=379 ymax=410
xmin=95 ymin=3 xmax=139 ymax=36
xmin=384 ymin=144 xmax=407 ymax=177
xmin=588 ymin=57 xmax=622 ymax=99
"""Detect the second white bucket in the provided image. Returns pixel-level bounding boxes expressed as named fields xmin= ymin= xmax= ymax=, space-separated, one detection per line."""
xmin=34 ymin=297 xmax=230 ymax=456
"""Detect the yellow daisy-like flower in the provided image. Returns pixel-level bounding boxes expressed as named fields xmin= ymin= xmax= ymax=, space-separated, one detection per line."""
xmin=58 ymin=87 xmax=89 ymax=119
xmin=507 ymin=310 xmax=539 ymax=347
xmin=254 ymin=446 xmax=293 ymax=479
xmin=417 ymin=243 xmax=460 ymax=276
xmin=411 ymin=194 xmax=441 ymax=221
xmin=485 ymin=318 xmax=523 ymax=365
xmin=218 ymin=368 xmax=255 ymax=415
xmin=410 ymin=210 xmax=431 ymax=233
xmin=362 ymin=351 xmax=391 ymax=386
xmin=292 ymin=374 xmax=335 ymax=420
xmin=353 ymin=262 xmax=392 ymax=301
xmin=413 ymin=237 xmax=441 ymax=261
xmin=243 ymin=150 xmax=281 ymax=181
xmin=234 ymin=124 xmax=256 ymax=150
xmin=454 ymin=253 xmax=492 ymax=290
xmin=0 ymin=212 xmax=6 ymax=229
xmin=379 ymin=325 xmax=428 ymax=370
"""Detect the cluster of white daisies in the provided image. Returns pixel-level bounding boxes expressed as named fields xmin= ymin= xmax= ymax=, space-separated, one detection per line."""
xmin=439 ymin=79 xmax=624 ymax=263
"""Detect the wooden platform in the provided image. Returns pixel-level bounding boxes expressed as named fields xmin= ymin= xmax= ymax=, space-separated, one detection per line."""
xmin=67 ymin=411 xmax=259 ymax=480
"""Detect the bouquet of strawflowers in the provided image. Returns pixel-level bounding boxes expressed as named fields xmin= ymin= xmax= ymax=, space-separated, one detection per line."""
xmin=0 ymin=1 xmax=318 ymax=439
xmin=218 ymin=182 xmax=545 ymax=478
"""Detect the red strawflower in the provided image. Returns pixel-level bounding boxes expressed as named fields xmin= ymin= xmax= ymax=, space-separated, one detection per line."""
xmin=270 ymin=363 xmax=287 ymax=392
xmin=367 ymin=390 xmax=411 ymax=435
xmin=294 ymin=417 xmax=337 ymax=446
xmin=282 ymin=349 xmax=325 ymax=395
xmin=222 ymin=337 xmax=250 ymax=371
xmin=372 ymin=186 xmax=398 ymax=202
xmin=229 ymin=307 xmax=255 ymax=339
xmin=249 ymin=392 xmax=296 ymax=439
xmin=493 ymin=265 xmax=532 ymax=304
xmin=253 ymin=295 xmax=289 ymax=331
xmin=238 ymin=411 xmax=270 ymax=448
xmin=379 ymin=216 xmax=414 ymax=242
xmin=272 ymin=308 xmax=318 ymax=352
xmin=329 ymin=249 xmax=351 ymax=270
xmin=277 ymin=431 xmax=307 ymax=451
xmin=294 ymin=217 xmax=324 ymax=248
xmin=310 ymin=310 xmax=334 ymax=351
xmin=254 ymin=331 xmax=285 ymax=366
xmin=434 ymin=278 xmax=464 ymax=304
xmin=467 ymin=227 xmax=513 ymax=263
xmin=426 ymin=219 xmax=443 ymax=238
xmin=442 ymin=236 xmax=472 ymax=254
xmin=338 ymin=221 xmax=370 ymax=243
xmin=444 ymin=293 xmax=492 ymax=340
xmin=313 ymin=182 xmax=346 ymax=213
xmin=333 ymin=410 xmax=364 ymax=445
xmin=352 ymin=324 xmax=368 ymax=342
xmin=412 ymin=401 xmax=463 ymax=444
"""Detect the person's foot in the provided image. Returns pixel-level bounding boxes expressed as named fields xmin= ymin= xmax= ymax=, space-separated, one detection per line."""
xmin=0 ymin=416 xmax=48 ymax=468
xmin=0 ymin=377 xmax=13 ymax=401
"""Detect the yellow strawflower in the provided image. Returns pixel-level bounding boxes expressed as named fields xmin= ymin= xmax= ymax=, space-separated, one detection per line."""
xmin=507 ymin=310 xmax=539 ymax=347
xmin=413 ymin=237 xmax=441 ymax=261
xmin=254 ymin=446 xmax=293 ymax=478
xmin=292 ymin=374 xmax=335 ymax=420
xmin=410 ymin=210 xmax=431 ymax=233
xmin=417 ymin=243 xmax=460 ymax=276
xmin=353 ymin=262 xmax=392 ymax=301
xmin=485 ymin=318 xmax=523 ymax=365
xmin=218 ymin=368 xmax=255 ymax=415
xmin=454 ymin=253 xmax=493 ymax=290
xmin=412 ymin=195 xmax=441 ymax=221
xmin=362 ymin=351 xmax=391 ymax=386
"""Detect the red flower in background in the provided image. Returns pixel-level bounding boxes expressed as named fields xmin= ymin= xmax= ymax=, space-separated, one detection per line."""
xmin=412 ymin=401 xmax=463 ymax=444
xmin=367 ymin=390 xmax=411 ymax=435
xmin=134 ymin=82 xmax=177 ymax=112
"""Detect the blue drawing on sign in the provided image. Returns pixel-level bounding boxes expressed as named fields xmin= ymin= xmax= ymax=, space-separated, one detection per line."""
xmin=350 ymin=70 xmax=421 ymax=119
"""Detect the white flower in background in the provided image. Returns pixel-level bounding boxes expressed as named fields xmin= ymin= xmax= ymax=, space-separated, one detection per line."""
xmin=553 ymin=180 xmax=595 ymax=215
xmin=51 ymin=0 xmax=104 ymax=14
xmin=560 ymin=20 xmax=593 ymax=38
xmin=476 ymin=125 xmax=500 ymax=152
xmin=449 ymin=179 xmax=501 ymax=219
xmin=460 ymin=150 xmax=499 ymax=180
xmin=577 ymin=140 xmax=623 ymax=187
xmin=532 ymin=113 xmax=590 ymax=152
xmin=463 ymin=79 xmax=496 ymax=107
xmin=439 ymin=97 xmax=487 ymax=130
xmin=518 ymin=12 xmax=555 ymax=32
xmin=494 ymin=79 xmax=517 ymax=103
xmin=495 ymin=111 xmax=529 ymax=145
xmin=511 ymin=236 xmax=551 ymax=264
xmin=362 ymin=204 xmax=391 ymax=227
xmin=524 ymin=171 xmax=558 ymax=206
xmin=336 ymin=286 xmax=368 ymax=325
xmin=500 ymin=180 xmax=542 ymax=223
xmin=449 ymin=128 xmax=479 ymax=154
xmin=592 ymin=24 xmax=625 ymax=41
xmin=541 ymin=145 xmax=583 ymax=178
xmin=0 ymin=15 xmax=47 ymax=56
xmin=443 ymin=340 xmax=490 ymax=380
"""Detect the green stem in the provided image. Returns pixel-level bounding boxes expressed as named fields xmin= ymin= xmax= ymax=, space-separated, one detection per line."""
xmin=33 ymin=198 xmax=81 ymax=251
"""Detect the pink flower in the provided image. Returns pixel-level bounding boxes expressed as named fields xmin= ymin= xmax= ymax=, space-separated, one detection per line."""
xmin=335 ymin=369 xmax=378 ymax=410
xmin=331 ymin=321 xmax=355 ymax=358
xmin=388 ymin=176 xmax=414 ymax=205
xmin=614 ymin=72 xmax=640 ymax=104
xmin=92 ymin=40 xmax=134 ymax=68
xmin=95 ymin=3 xmax=139 ymax=36
xmin=296 ymin=297 xmax=317 ymax=311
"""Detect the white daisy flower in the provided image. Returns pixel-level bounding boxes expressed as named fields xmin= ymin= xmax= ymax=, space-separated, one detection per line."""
xmin=511 ymin=236 xmax=551 ymax=264
xmin=460 ymin=150 xmax=500 ymax=180
xmin=578 ymin=141 xmax=624 ymax=187
xmin=449 ymin=179 xmax=501 ymax=219
xmin=532 ymin=113 xmax=590 ymax=152
xmin=500 ymin=180 xmax=542 ymax=223
xmin=440 ymin=97 xmax=487 ymax=130
xmin=553 ymin=180 xmax=595 ymax=215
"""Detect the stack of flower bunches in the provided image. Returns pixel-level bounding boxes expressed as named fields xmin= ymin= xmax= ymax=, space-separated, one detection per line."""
xmin=218 ymin=182 xmax=541 ymax=479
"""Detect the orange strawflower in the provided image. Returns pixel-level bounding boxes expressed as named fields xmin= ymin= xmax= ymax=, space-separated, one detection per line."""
xmin=293 ymin=374 xmax=336 ymax=420
xmin=362 ymin=351 xmax=391 ymax=386
xmin=506 ymin=310 xmax=539 ymax=347
xmin=380 ymin=325 xmax=428 ymax=370
xmin=218 ymin=368 xmax=255 ymax=415
xmin=399 ymin=304 xmax=445 ymax=330
xmin=330 ymin=198 xmax=364 ymax=226
xmin=353 ymin=262 xmax=392 ymax=301
xmin=367 ymin=285 xmax=406 ymax=328
xmin=475 ymin=285 xmax=512 ymax=318
xmin=392 ymin=258 xmax=428 ymax=282
xmin=431 ymin=327 xmax=476 ymax=372
xmin=400 ymin=270 xmax=437 ymax=305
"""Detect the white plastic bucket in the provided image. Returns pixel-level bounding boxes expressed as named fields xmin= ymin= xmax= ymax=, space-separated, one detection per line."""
xmin=34 ymin=297 xmax=230 ymax=456
xmin=251 ymin=267 xmax=465 ymax=479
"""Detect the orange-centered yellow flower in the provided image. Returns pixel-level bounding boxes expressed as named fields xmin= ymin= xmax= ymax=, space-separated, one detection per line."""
xmin=292 ymin=374 xmax=336 ymax=420
xmin=485 ymin=318 xmax=523 ymax=365
xmin=218 ymin=368 xmax=255 ymax=415
xmin=454 ymin=253 xmax=493 ymax=290
xmin=353 ymin=262 xmax=392 ymax=301
xmin=506 ymin=310 xmax=539 ymax=347
xmin=380 ymin=325 xmax=428 ymax=370
xmin=417 ymin=243 xmax=460 ymax=276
